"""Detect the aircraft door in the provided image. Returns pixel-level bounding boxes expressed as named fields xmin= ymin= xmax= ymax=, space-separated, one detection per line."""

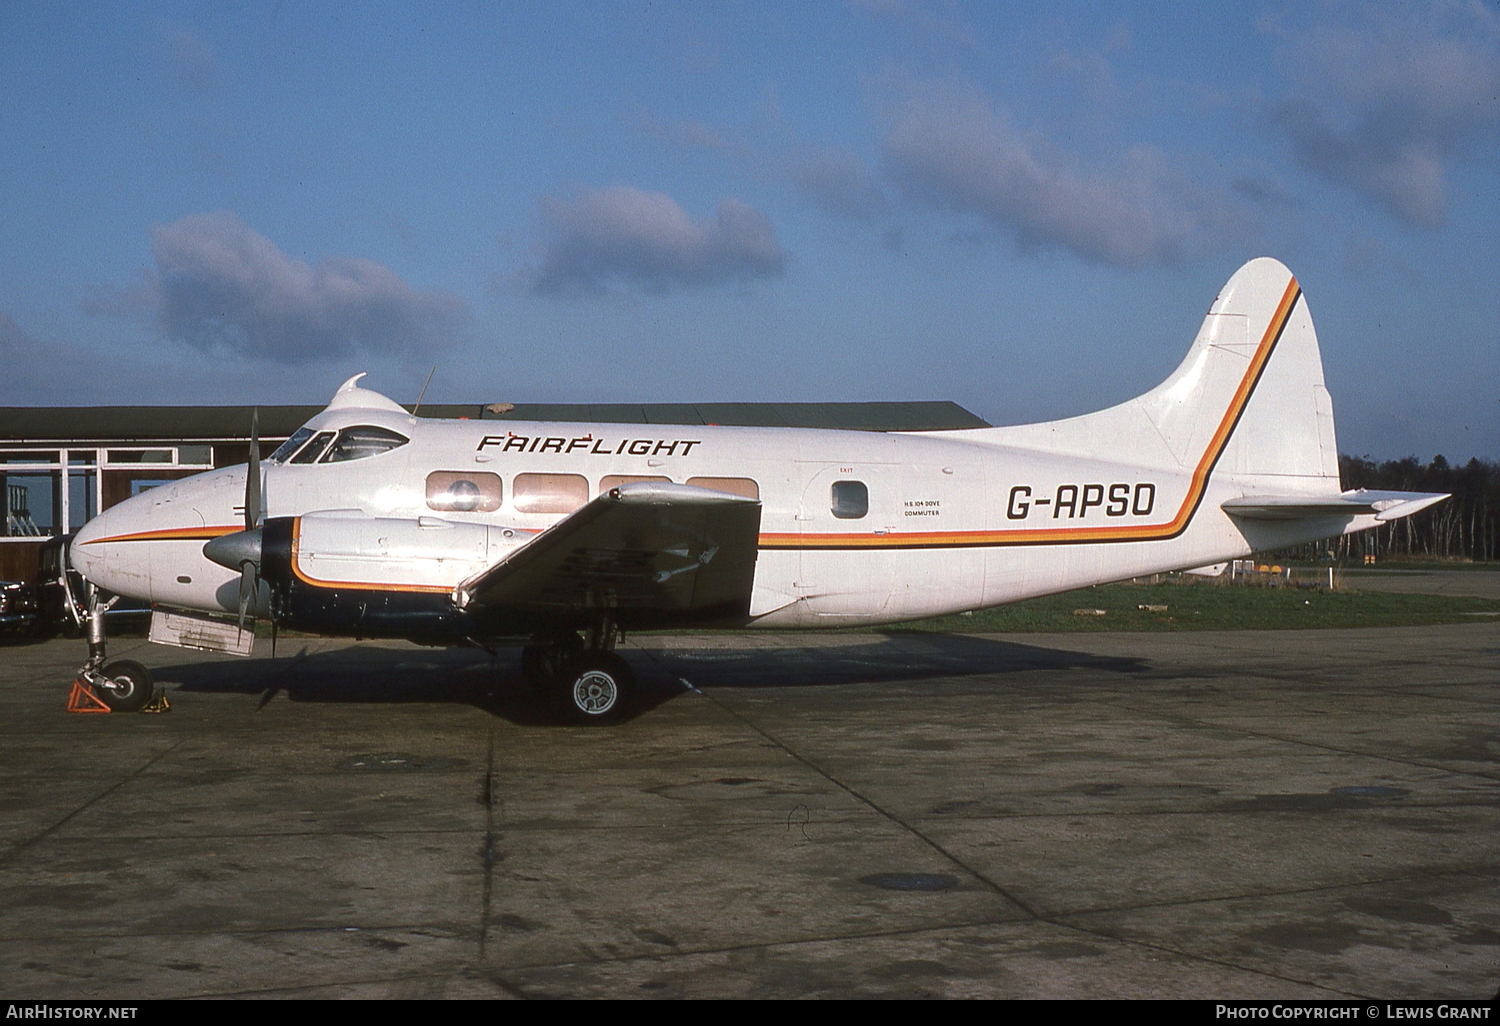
xmin=795 ymin=462 xmax=897 ymax=620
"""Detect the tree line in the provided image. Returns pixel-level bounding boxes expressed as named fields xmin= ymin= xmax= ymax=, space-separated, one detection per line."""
xmin=1303 ymin=454 xmax=1500 ymax=563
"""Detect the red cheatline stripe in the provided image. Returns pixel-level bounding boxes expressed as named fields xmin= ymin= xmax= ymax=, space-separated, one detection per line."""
xmin=759 ymin=276 xmax=1302 ymax=551
xmin=79 ymin=525 xmax=242 ymax=545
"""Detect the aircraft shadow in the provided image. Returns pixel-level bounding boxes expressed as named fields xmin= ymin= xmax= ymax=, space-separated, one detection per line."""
xmin=646 ymin=632 xmax=1144 ymax=690
xmin=158 ymin=633 xmax=1145 ymax=727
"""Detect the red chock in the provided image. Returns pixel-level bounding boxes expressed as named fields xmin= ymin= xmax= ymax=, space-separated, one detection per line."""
xmin=66 ymin=679 xmax=111 ymax=714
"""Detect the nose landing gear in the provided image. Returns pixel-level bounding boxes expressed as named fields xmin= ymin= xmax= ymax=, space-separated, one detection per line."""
xmin=72 ymin=591 xmax=157 ymax=714
xmin=519 ymin=619 xmax=636 ymax=724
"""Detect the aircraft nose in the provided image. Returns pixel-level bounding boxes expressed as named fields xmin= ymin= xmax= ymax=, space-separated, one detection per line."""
xmin=69 ymin=503 xmax=120 ymax=590
xmin=68 ymin=487 xmax=187 ymax=602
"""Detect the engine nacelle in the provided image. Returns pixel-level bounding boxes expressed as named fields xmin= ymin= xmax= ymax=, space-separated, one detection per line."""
xmin=259 ymin=512 xmax=526 ymax=640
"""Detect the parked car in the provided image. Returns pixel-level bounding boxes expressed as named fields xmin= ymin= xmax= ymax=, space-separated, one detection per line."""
xmin=0 ymin=579 xmax=39 ymax=637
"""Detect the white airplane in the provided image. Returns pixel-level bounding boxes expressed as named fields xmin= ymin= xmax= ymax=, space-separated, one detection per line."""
xmin=70 ymin=258 xmax=1447 ymax=720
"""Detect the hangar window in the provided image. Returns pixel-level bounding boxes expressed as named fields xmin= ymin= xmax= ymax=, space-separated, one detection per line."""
xmin=427 ymin=472 xmax=503 ymax=512
xmin=599 ymin=474 xmax=671 ymax=494
xmin=321 ymin=426 xmax=409 ymax=463
xmin=686 ymin=476 xmax=759 ymax=500
xmin=513 ymin=473 xmax=588 ymax=514
xmin=268 ymin=429 xmax=315 ymax=464
xmin=290 ymin=432 xmax=335 ymax=465
xmin=106 ymin=449 xmax=172 ymax=464
xmin=1 ymin=450 xmax=98 ymax=538
xmin=830 ymin=480 xmax=868 ymax=519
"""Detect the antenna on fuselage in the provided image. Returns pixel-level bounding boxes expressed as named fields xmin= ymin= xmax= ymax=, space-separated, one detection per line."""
xmin=412 ymin=366 xmax=437 ymax=417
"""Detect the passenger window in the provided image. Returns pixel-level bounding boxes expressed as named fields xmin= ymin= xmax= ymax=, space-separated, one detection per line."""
xmin=322 ymin=426 xmax=409 ymax=463
xmin=599 ymin=474 xmax=670 ymax=494
xmin=426 ymin=472 xmax=503 ymax=512
xmin=268 ymin=428 xmax=314 ymax=464
xmin=513 ymin=473 xmax=589 ymax=514
xmin=290 ymin=431 xmax=336 ymax=465
xmin=686 ymin=476 xmax=760 ymax=500
xmin=831 ymin=480 xmax=868 ymax=519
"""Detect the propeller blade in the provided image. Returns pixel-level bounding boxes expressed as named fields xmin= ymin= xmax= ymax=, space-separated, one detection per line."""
xmin=238 ymin=561 xmax=256 ymax=632
xmin=245 ymin=408 xmax=261 ymax=531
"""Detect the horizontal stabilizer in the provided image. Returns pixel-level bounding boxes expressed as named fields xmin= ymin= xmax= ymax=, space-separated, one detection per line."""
xmin=1222 ymin=489 xmax=1448 ymax=522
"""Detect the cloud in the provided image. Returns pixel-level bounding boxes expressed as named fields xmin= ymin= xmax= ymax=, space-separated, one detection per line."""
xmin=0 ymin=313 xmax=102 ymax=404
xmin=782 ymin=145 xmax=888 ymax=221
xmin=159 ymin=22 xmax=221 ymax=93
xmin=1266 ymin=3 xmax=1500 ymax=226
xmin=95 ymin=211 xmax=467 ymax=362
xmin=846 ymin=0 xmax=981 ymax=53
xmin=881 ymin=83 xmax=1245 ymax=266
xmin=635 ymin=110 xmax=887 ymax=222
xmin=531 ymin=187 xmax=787 ymax=295
xmin=0 ymin=312 xmax=50 ymax=362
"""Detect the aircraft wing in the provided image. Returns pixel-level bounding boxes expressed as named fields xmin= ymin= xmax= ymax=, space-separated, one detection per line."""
xmin=1222 ymin=489 xmax=1448 ymax=521
xmin=453 ymin=482 xmax=761 ymax=624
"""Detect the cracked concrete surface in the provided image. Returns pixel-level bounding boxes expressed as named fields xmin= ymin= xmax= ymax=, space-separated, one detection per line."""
xmin=0 ymin=620 xmax=1495 ymax=998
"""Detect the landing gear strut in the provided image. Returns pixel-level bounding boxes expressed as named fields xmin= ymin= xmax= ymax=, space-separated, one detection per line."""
xmin=520 ymin=619 xmax=636 ymax=724
xmin=75 ymin=589 xmax=154 ymax=714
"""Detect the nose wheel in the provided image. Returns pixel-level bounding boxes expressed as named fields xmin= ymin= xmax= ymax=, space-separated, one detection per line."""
xmin=72 ymin=590 xmax=160 ymax=714
xmin=94 ymin=660 xmax=155 ymax=713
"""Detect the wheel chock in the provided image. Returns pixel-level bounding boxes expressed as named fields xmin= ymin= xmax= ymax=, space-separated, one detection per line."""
xmin=140 ymin=690 xmax=171 ymax=714
xmin=66 ymin=679 xmax=111 ymax=714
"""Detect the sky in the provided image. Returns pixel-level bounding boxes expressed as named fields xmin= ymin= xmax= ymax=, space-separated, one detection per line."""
xmin=0 ymin=0 xmax=1496 ymax=462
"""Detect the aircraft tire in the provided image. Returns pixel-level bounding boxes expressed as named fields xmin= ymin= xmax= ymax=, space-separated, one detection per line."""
xmin=96 ymin=660 xmax=154 ymax=713
xmin=556 ymin=653 xmax=635 ymax=725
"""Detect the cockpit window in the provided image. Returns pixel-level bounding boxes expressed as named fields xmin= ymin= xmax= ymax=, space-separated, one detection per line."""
xmin=267 ymin=428 xmax=314 ymax=464
xmin=290 ymin=431 xmax=335 ymax=465
xmin=321 ymin=426 xmax=409 ymax=463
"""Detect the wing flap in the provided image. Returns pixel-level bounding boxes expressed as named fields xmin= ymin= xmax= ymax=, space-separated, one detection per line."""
xmin=1222 ymin=489 xmax=1449 ymax=521
xmin=455 ymin=482 xmax=761 ymax=623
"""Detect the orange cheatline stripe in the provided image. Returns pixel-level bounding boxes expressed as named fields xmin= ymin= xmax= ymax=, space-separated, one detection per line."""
xmin=80 ymin=525 xmax=243 ymax=545
xmin=289 ymin=516 xmax=453 ymax=594
xmin=760 ymin=276 xmax=1302 ymax=551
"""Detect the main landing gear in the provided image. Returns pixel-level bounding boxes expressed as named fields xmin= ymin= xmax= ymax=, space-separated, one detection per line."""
xmin=74 ymin=590 xmax=155 ymax=713
xmin=520 ymin=619 xmax=636 ymax=724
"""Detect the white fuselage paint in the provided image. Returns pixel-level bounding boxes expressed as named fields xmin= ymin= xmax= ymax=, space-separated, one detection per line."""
xmin=69 ymin=406 xmax=1345 ymax=631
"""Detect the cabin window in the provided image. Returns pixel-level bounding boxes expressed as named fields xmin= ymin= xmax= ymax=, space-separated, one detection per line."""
xmin=290 ymin=431 xmax=336 ymax=465
xmin=599 ymin=474 xmax=670 ymax=494
xmin=830 ymin=480 xmax=868 ymax=519
xmin=321 ymin=426 xmax=409 ymax=463
xmin=513 ymin=473 xmax=589 ymax=514
xmin=268 ymin=428 xmax=314 ymax=464
xmin=426 ymin=472 xmax=503 ymax=512
xmin=686 ymin=476 xmax=760 ymax=500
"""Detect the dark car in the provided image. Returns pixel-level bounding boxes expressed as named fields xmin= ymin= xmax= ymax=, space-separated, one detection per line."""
xmin=0 ymin=578 xmax=39 ymax=636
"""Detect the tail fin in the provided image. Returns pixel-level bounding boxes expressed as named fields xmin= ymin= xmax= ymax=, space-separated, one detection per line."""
xmin=987 ymin=257 xmax=1340 ymax=490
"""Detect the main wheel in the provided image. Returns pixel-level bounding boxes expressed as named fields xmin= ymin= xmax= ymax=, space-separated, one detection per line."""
xmin=557 ymin=653 xmax=635 ymax=724
xmin=96 ymin=659 xmax=154 ymax=713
